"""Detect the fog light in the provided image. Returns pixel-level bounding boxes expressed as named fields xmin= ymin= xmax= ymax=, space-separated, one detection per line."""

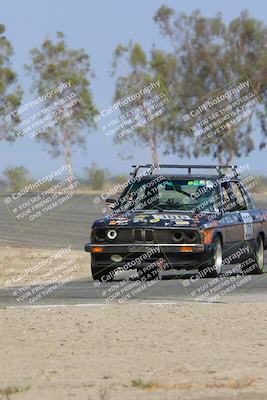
xmin=111 ymin=254 xmax=122 ymax=262
xmin=107 ymin=229 xmax=118 ymax=240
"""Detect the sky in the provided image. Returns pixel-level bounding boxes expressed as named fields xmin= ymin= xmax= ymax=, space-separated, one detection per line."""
xmin=1 ymin=0 xmax=267 ymax=178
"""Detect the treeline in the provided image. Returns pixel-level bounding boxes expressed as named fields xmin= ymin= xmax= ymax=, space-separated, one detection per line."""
xmin=0 ymin=164 xmax=266 ymax=194
xmin=0 ymin=164 xmax=127 ymax=192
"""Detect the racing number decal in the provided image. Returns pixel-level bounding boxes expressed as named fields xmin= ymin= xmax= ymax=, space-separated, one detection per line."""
xmin=240 ymin=212 xmax=253 ymax=240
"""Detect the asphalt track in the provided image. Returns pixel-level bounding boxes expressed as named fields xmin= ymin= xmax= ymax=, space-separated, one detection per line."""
xmin=1 ymin=193 xmax=267 ymax=307
xmin=1 ymin=265 xmax=267 ymax=307
xmin=0 ymin=193 xmax=98 ymax=249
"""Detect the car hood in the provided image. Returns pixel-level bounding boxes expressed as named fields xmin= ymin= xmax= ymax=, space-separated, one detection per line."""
xmin=92 ymin=210 xmax=214 ymax=229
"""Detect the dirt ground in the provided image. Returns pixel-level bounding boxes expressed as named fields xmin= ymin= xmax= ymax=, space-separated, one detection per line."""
xmin=0 ymin=245 xmax=90 ymax=288
xmin=0 ymin=303 xmax=267 ymax=400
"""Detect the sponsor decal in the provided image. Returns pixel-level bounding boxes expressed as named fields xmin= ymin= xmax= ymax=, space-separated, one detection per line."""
xmin=203 ymin=220 xmax=218 ymax=229
xmin=117 ymin=220 xmax=130 ymax=225
xmin=164 ymin=222 xmax=171 ymax=226
xmin=108 ymin=220 xmax=117 ymax=225
xmin=133 ymin=214 xmax=149 ymax=223
xmin=221 ymin=215 xmax=239 ymax=225
xmin=149 ymin=218 xmax=161 ymax=223
xmin=240 ymin=212 xmax=254 ymax=240
xmin=174 ymin=220 xmax=190 ymax=225
xmin=152 ymin=214 xmax=192 ymax=221
xmin=108 ymin=218 xmax=129 ymax=226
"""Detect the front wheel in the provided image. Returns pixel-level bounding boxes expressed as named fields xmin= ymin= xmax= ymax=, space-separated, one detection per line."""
xmin=199 ymin=237 xmax=223 ymax=278
xmin=91 ymin=261 xmax=114 ymax=282
xmin=251 ymin=236 xmax=265 ymax=274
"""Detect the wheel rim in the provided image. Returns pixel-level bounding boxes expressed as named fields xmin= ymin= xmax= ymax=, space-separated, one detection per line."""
xmin=256 ymin=237 xmax=264 ymax=272
xmin=214 ymin=239 xmax=222 ymax=275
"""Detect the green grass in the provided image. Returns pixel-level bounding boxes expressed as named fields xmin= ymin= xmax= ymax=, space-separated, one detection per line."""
xmin=131 ymin=378 xmax=155 ymax=389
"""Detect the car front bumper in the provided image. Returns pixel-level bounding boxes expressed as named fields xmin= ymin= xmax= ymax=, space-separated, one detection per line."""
xmin=85 ymin=243 xmax=205 ymax=253
xmin=85 ymin=242 xmax=214 ymax=270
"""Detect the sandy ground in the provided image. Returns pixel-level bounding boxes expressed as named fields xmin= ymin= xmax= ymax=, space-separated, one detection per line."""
xmin=1 ymin=303 xmax=267 ymax=400
xmin=0 ymin=245 xmax=90 ymax=288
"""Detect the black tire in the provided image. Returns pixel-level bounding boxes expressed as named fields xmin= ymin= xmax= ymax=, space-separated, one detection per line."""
xmin=199 ymin=236 xmax=223 ymax=278
xmin=91 ymin=261 xmax=114 ymax=282
xmin=250 ymin=235 xmax=265 ymax=274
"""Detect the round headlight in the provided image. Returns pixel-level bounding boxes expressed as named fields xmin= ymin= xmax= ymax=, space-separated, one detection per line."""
xmin=107 ymin=229 xmax=118 ymax=240
xmin=185 ymin=231 xmax=197 ymax=243
xmin=172 ymin=230 xmax=184 ymax=243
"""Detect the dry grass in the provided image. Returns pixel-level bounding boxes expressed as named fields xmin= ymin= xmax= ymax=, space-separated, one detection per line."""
xmin=131 ymin=377 xmax=256 ymax=391
xmin=0 ymin=385 xmax=30 ymax=400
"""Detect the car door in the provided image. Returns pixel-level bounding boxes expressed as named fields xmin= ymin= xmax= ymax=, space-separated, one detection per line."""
xmin=219 ymin=182 xmax=245 ymax=256
xmin=238 ymin=180 xmax=265 ymax=245
xmin=228 ymin=179 xmax=265 ymax=264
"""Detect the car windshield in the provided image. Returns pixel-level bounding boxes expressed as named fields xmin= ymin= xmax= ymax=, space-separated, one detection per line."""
xmin=116 ymin=177 xmax=220 ymax=213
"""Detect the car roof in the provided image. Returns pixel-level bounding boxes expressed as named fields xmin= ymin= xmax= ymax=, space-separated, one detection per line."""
xmin=136 ymin=174 xmax=240 ymax=181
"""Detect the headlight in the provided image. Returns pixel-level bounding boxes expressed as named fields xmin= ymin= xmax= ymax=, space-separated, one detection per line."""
xmin=107 ymin=229 xmax=118 ymax=240
xmin=184 ymin=231 xmax=197 ymax=243
xmin=172 ymin=230 xmax=184 ymax=243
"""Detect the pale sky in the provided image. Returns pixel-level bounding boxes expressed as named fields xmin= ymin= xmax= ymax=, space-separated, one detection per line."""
xmin=1 ymin=0 xmax=267 ymax=178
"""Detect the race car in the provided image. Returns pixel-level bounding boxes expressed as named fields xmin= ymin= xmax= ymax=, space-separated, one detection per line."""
xmin=85 ymin=164 xmax=267 ymax=281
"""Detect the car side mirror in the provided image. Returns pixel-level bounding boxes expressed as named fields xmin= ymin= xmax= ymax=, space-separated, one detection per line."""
xmin=105 ymin=198 xmax=117 ymax=209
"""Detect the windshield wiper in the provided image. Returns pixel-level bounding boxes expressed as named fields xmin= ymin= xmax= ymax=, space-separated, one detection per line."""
xmin=145 ymin=204 xmax=165 ymax=212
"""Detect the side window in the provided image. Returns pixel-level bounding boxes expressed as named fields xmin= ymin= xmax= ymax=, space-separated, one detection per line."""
xmin=120 ymin=183 xmax=146 ymax=211
xmin=222 ymin=186 xmax=231 ymax=204
xmin=221 ymin=184 xmax=235 ymax=212
xmin=230 ymin=182 xmax=247 ymax=210
xmin=239 ymin=183 xmax=256 ymax=210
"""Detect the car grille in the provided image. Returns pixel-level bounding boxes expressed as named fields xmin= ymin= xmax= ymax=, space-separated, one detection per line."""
xmin=133 ymin=229 xmax=154 ymax=242
xmin=92 ymin=228 xmax=200 ymax=244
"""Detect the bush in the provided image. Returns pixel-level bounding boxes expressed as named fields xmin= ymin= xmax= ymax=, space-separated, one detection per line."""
xmin=85 ymin=162 xmax=110 ymax=190
xmin=3 ymin=166 xmax=30 ymax=192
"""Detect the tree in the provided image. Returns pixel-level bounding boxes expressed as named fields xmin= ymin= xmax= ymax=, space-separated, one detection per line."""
xmin=112 ymin=42 xmax=177 ymax=164
xmin=0 ymin=24 xmax=23 ymax=141
xmin=153 ymin=7 xmax=267 ymax=164
xmin=4 ymin=166 xmax=30 ymax=192
xmin=85 ymin=162 xmax=110 ymax=190
xmin=25 ymin=32 xmax=98 ymax=178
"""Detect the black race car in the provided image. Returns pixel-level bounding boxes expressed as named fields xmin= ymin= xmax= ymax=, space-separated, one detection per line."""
xmin=85 ymin=164 xmax=267 ymax=282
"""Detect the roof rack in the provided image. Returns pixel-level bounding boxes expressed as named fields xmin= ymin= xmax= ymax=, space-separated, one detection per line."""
xmin=130 ymin=164 xmax=239 ymax=178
